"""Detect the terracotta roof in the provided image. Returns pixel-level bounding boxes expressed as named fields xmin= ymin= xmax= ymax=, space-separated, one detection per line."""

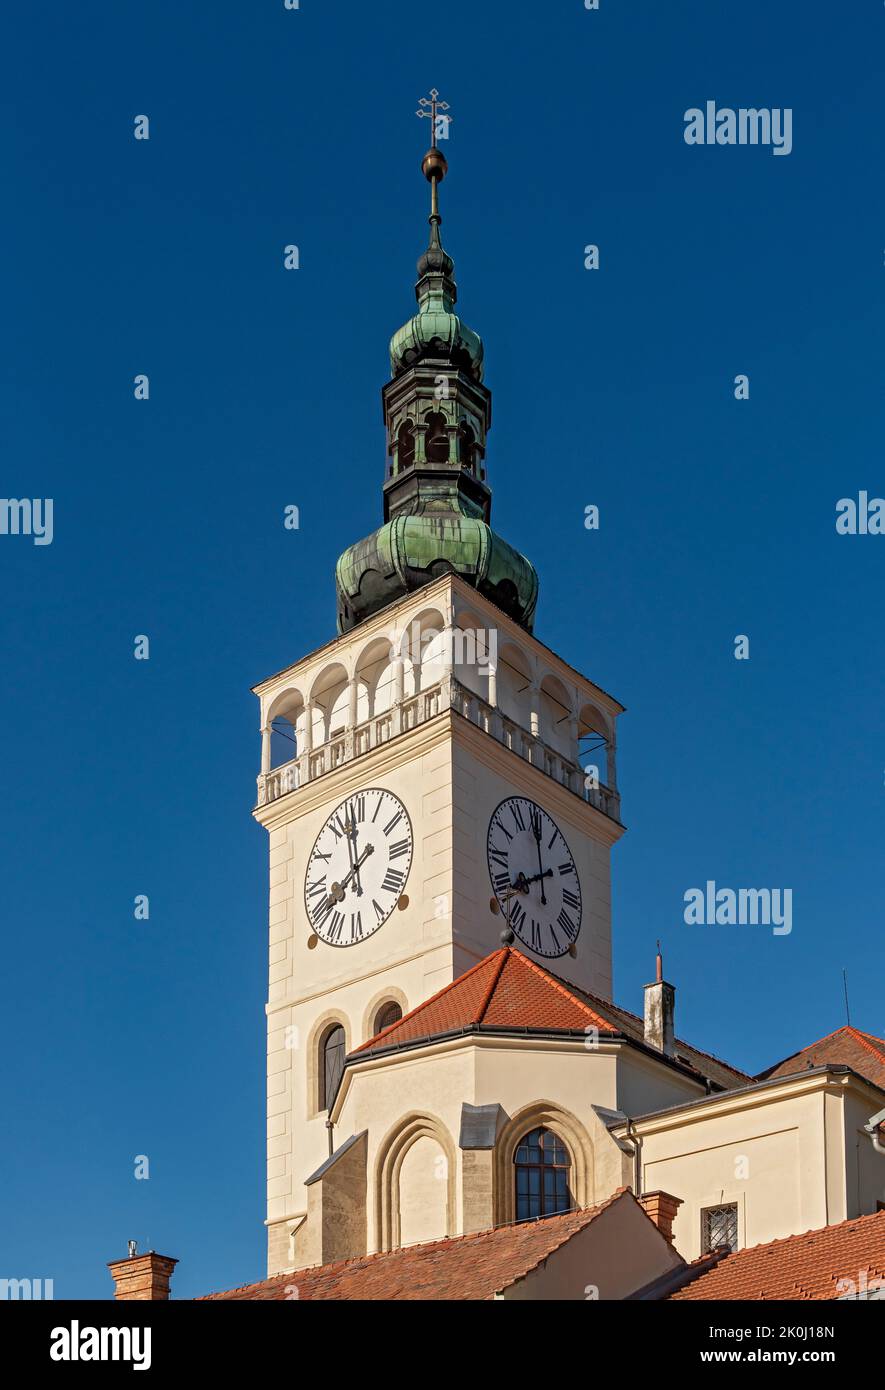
xmin=758 ymin=1026 xmax=885 ymax=1091
xmin=199 ymin=1190 xmax=631 ymax=1302
xmin=669 ymin=1210 xmax=885 ymax=1301
xmin=352 ymin=947 xmax=617 ymax=1054
xmin=353 ymin=947 xmax=749 ymax=1089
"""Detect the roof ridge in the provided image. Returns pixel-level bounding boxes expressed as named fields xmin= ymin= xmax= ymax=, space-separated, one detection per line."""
xmin=476 ymin=948 xmax=510 ymax=1026
xmin=845 ymin=1025 xmax=885 ymax=1062
xmin=761 ymin=1024 xmax=885 ymax=1078
xmin=353 ymin=948 xmax=507 ymax=1052
xmin=506 ymin=948 xmax=617 ymax=1033
xmin=493 ymin=1189 xmax=632 ymax=1296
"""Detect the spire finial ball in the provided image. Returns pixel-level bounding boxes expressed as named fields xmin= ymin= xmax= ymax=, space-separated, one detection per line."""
xmin=422 ymin=147 xmax=448 ymax=183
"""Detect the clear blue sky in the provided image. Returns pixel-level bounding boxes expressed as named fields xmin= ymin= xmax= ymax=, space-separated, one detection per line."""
xmin=1 ymin=0 xmax=882 ymax=1299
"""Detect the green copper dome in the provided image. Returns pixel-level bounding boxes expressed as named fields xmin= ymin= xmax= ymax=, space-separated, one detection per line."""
xmin=337 ymin=515 xmax=538 ymax=633
xmin=389 ymin=220 xmax=484 ymax=381
xmin=335 ymin=132 xmax=539 ymax=635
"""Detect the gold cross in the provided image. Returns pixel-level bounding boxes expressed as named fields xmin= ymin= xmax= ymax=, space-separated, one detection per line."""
xmin=416 ymin=88 xmax=452 ymax=144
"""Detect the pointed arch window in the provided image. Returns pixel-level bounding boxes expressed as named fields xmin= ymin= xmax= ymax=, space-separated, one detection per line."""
xmin=514 ymin=1127 xmax=572 ymax=1221
xmin=319 ymin=1024 xmax=346 ymax=1111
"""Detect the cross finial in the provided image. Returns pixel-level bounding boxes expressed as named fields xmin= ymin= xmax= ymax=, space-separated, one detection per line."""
xmin=416 ymin=88 xmax=452 ymax=146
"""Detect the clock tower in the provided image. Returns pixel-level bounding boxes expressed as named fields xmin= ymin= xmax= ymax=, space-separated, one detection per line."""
xmin=252 ymin=100 xmax=625 ymax=1274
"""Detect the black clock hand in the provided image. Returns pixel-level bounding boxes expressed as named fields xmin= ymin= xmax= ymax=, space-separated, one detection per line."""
xmin=325 ymin=844 xmax=374 ymax=909
xmin=511 ymin=869 xmax=553 ymax=893
xmin=531 ymin=812 xmax=548 ymax=905
xmin=344 ymin=807 xmax=363 ymax=896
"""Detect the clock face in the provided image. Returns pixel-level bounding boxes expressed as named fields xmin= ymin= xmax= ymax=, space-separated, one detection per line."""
xmin=487 ymin=796 xmax=582 ymax=959
xmin=305 ymin=789 xmax=413 ymax=947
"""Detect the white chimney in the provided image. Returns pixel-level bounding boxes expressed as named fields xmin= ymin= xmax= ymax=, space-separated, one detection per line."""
xmin=644 ymin=945 xmax=675 ymax=1057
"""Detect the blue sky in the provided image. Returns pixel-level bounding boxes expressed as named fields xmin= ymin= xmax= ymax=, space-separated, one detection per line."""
xmin=1 ymin=0 xmax=882 ymax=1299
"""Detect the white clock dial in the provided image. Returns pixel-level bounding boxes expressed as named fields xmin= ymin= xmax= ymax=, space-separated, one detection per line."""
xmin=487 ymin=797 xmax=582 ymax=959
xmin=305 ymin=789 xmax=413 ymax=947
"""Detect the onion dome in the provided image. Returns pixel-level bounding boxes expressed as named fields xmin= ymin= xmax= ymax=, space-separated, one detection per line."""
xmin=334 ymin=98 xmax=539 ymax=636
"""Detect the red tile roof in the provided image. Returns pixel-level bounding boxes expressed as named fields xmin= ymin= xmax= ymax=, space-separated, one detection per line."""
xmin=670 ymin=1211 xmax=885 ymax=1301
xmin=352 ymin=947 xmax=617 ymax=1054
xmin=351 ymin=947 xmax=749 ymax=1089
xmin=759 ymin=1026 xmax=885 ymax=1091
xmin=199 ymin=1190 xmax=631 ymax=1301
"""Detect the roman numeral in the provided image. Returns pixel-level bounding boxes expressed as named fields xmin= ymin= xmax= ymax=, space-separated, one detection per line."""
xmin=306 ymin=878 xmax=327 ymax=900
xmin=562 ymin=889 xmax=580 ymax=910
xmin=325 ymin=912 xmax=345 ymax=943
xmin=383 ymin=810 xmax=403 ymax=836
xmin=350 ymin=912 xmax=363 ymax=941
xmin=493 ymin=871 xmax=511 ymax=894
xmin=329 ymin=816 xmax=346 ymax=841
xmin=489 ymin=847 xmax=509 ymax=870
xmin=511 ymin=802 xmax=526 ymax=832
xmin=350 ymin=796 xmax=365 ymax=823
xmin=389 ymin=838 xmax=410 ymax=860
xmin=510 ymin=901 xmax=526 ymax=932
xmin=311 ymin=899 xmax=333 ymax=927
xmin=547 ymin=829 xmax=558 ymax=850
xmin=381 ymin=868 xmax=404 ymax=895
xmin=371 ymin=795 xmax=383 ymax=823
xmin=558 ymin=861 xmax=575 ymax=876
xmin=556 ymin=909 xmax=578 ymax=941
xmin=372 ymin=898 xmax=385 ymax=923
xmin=494 ymin=819 xmax=513 ymax=843
xmin=313 ymin=851 xmax=332 ymax=864
xmin=530 ymin=920 xmax=542 ymax=952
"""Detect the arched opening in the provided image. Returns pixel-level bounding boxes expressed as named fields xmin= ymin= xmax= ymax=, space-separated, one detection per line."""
xmin=424 ymin=411 xmax=449 ymax=464
xmin=578 ymin=701 xmax=612 ymax=793
xmin=539 ymin=674 xmax=573 ymax=758
xmin=266 ymin=689 xmax=304 ymax=770
xmin=373 ymin=1000 xmax=403 ymax=1036
xmin=397 ymin=421 xmax=415 ymax=472
xmin=319 ymin=1023 xmax=346 ymax=1112
xmin=271 ymin=715 xmax=297 ymax=768
xmin=458 ymin=422 xmax=477 ymax=474
xmin=514 ymin=1126 xmax=573 ymax=1222
xmin=309 ymin=663 xmax=349 ymax=747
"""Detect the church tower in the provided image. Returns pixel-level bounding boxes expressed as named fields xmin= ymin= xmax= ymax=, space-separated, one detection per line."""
xmin=252 ymin=97 xmax=625 ymax=1274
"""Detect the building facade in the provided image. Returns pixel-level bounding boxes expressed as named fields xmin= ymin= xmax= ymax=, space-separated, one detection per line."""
xmin=250 ymin=126 xmax=885 ymax=1282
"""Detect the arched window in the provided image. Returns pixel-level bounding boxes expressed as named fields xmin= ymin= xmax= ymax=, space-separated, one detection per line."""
xmin=397 ymin=422 xmax=415 ymax=471
xmin=374 ymin=1000 xmax=403 ymax=1035
xmin=514 ymin=1127 xmax=572 ymax=1221
xmin=425 ymin=411 xmax=449 ymax=464
xmin=319 ymin=1024 xmax=346 ymax=1111
xmin=458 ymin=423 xmax=477 ymax=474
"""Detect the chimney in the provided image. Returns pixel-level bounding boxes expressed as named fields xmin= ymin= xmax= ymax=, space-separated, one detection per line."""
xmin=107 ymin=1246 xmax=178 ymax=1301
xmin=639 ymin=1191 xmax=683 ymax=1244
xmin=643 ymin=943 xmax=675 ymax=1057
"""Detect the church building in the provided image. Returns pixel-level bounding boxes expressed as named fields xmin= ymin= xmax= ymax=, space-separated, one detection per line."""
xmin=108 ymin=100 xmax=885 ymax=1302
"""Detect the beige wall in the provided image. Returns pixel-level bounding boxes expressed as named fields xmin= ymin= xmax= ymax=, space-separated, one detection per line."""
xmin=502 ymin=1199 xmax=683 ymax=1301
xmin=630 ymin=1075 xmax=881 ymax=1261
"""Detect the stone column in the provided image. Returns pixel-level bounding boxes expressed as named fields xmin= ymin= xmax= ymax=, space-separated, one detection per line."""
xmin=529 ymin=683 xmax=541 ymax=739
xmin=261 ymin=724 xmax=272 ymax=775
xmin=391 ymin=655 xmax=405 ymax=734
